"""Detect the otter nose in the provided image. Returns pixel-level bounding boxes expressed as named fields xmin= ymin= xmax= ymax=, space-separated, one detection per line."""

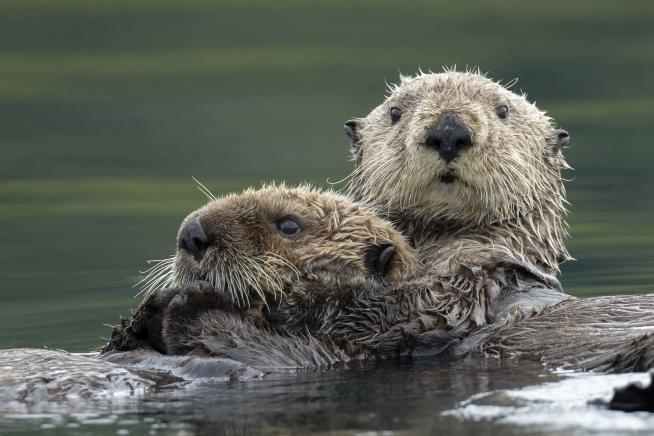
xmin=425 ymin=112 xmax=472 ymax=163
xmin=178 ymin=217 xmax=211 ymax=262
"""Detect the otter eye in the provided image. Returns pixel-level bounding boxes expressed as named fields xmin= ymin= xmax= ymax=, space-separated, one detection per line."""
xmin=495 ymin=105 xmax=509 ymax=120
xmin=277 ymin=217 xmax=302 ymax=237
xmin=390 ymin=107 xmax=402 ymax=124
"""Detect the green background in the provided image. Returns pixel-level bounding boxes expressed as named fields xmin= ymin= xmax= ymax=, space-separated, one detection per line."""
xmin=0 ymin=0 xmax=653 ymax=351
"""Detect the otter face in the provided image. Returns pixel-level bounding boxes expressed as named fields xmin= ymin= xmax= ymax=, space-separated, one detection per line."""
xmin=346 ymin=71 xmax=570 ymax=225
xmin=141 ymin=184 xmax=423 ymax=307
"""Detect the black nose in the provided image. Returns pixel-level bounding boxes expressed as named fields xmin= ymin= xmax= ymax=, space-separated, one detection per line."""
xmin=343 ymin=119 xmax=358 ymax=139
xmin=343 ymin=118 xmax=362 ymax=146
xmin=425 ymin=112 xmax=472 ymax=163
xmin=178 ymin=217 xmax=211 ymax=262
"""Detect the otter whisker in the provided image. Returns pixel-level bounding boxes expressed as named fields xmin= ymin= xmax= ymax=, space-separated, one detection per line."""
xmin=266 ymin=252 xmax=301 ymax=284
xmin=137 ymin=256 xmax=175 ymax=276
xmin=139 ymin=270 xmax=174 ymax=299
xmin=240 ymin=256 xmax=274 ymax=305
xmin=326 ymin=173 xmax=355 ymax=193
xmin=236 ymin=259 xmax=257 ymax=306
xmin=230 ymin=261 xmax=250 ymax=307
xmin=138 ymin=259 xmax=174 ymax=282
xmin=193 ymin=176 xmax=217 ymax=202
xmin=266 ymin=252 xmax=300 ymax=280
xmin=137 ymin=262 xmax=175 ymax=288
xmin=135 ymin=256 xmax=176 ymax=297
xmin=241 ymin=262 xmax=264 ymax=305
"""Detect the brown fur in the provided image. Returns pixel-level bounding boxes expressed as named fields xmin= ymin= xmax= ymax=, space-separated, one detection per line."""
xmin=104 ymin=185 xmax=567 ymax=369
xmin=104 ymin=184 xmax=434 ymax=361
xmin=140 ymin=183 xmax=425 ymax=306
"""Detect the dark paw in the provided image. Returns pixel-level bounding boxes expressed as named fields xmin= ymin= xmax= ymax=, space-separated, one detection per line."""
xmin=103 ymin=302 xmax=168 ymax=354
xmin=101 ymin=284 xmax=210 ymax=354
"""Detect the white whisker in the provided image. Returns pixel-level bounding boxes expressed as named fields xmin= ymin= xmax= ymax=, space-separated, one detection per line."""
xmin=193 ymin=176 xmax=217 ymax=201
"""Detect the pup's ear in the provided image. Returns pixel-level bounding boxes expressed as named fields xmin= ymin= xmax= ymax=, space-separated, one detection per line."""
xmin=365 ymin=243 xmax=396 ymax=276
xmin=548 ymin=129 xmax=570 ymax=152
xmin=344 ymin=118 xmax=363 ymax=154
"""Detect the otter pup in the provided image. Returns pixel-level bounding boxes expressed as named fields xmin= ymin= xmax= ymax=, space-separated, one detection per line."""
xmin=105 ymin=184 xmax=431 ymax=364
xmin=104 ymin=185 xmax=569 ymax=368
xmin=344 ymin=70 xmax=572 ymax=315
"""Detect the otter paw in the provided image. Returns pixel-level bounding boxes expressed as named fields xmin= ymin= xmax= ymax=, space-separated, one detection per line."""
xmin=168 ymin=280 xmax=228 ymax=309
xmin=102 ymin=303 xmax=164 ymax=353
xmin=165 ymin=281 xmax=238 ymax=324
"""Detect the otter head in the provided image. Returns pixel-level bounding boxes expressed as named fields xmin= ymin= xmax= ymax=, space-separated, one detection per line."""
xmin=141 ymin=184 xmax=424 ymax=309
xmin=345 ymin=70 xmax=570 ymax=227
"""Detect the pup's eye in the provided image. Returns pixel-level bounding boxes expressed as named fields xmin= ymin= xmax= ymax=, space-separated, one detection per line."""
xmin=495 ymin=105 xmax=509 ymax=120
xmin=277 ymin=217 xmax=302 ymax=237
xmin=390 ymin=107 xmax=402 ymax=124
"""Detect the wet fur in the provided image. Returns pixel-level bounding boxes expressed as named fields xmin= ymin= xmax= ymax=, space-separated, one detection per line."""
xmin=105 ymin=71 xmax=653 ymax=373
xmin=347 ymin=70 xmax=571 ymax=290
xmin=144 ymin=183 xmax=425 ymax=305
xmin=470 ymin=295 xmax=654 ymax=373
xmin=340 ymin=71 xmax=654 ymax=372
xmin=104 ymin=185 xmax=570 ymax=369
xmin=111 ymin=282 xmax=654 ymax=374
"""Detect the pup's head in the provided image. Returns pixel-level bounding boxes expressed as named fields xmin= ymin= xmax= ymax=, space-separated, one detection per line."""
xmin=140 ymin=184 xmax=423 ymax=308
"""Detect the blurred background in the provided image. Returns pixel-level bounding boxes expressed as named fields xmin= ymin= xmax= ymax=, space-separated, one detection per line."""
xmin=0 ymin=0 xmax=652 ymax=351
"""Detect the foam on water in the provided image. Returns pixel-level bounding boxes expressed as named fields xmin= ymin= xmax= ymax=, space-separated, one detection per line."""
xmin=445 ymin=371 xmax=654 ymax=434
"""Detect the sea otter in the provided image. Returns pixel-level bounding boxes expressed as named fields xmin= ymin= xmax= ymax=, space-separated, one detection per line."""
xmin=336 ymin=70 xmax=654 ymax=372
xmin=344 ymin=70 xmax=571 ymax=305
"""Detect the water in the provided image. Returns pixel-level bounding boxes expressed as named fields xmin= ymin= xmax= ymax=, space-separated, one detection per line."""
xmin=447 ymin=371 xmax=654 ymax=434
xmin=0 ymin=358 xmax=565 ymax=435
xmin=1 ymin=0 xmax=654 ymax=434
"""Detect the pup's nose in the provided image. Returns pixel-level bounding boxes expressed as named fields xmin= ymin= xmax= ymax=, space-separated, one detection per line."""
xmin=178 ymin=217 xmax=211 ymax=262
xmin=425 ymin=112 xmax=472 ymax=163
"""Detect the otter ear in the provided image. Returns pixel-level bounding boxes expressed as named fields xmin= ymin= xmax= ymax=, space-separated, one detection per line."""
xmin=344 ymin=118 xmax=363 ymax=154
xmin=365 ymin=243 xmax=396 ymax=276
xmin=548 ymin=129 xmax=570 ymax=152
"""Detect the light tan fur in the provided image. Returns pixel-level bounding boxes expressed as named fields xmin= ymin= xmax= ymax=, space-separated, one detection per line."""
xmin=347 ymin=70 xmax=571 ymax=280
